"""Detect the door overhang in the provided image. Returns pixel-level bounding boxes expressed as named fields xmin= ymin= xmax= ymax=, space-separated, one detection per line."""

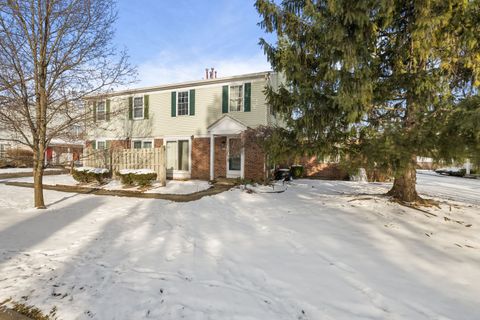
xmin=207 ymin=115 xmax=248 ymax=135
xmin=208 ymin=116 xmax=248 ymax=180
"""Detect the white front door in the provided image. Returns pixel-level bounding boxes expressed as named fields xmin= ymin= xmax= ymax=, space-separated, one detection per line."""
xmin=226 ymin=137 xmax=243 ymax=178
xmin=166 ymin=139 xmax=190 ymax=179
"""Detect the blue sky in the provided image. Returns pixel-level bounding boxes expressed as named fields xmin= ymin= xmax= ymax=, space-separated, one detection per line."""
xmin=114 ymin=0 xmax=274 ymax=87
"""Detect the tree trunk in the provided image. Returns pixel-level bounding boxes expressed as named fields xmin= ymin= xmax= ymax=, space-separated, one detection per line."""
xmin=33 ymin=148 xmax=46 ymax=209
xmin=387 ymin=156 xmax=420 ymax=202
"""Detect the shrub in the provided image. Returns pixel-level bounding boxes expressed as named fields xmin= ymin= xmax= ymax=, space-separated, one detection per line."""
xmin=290 ymin=165 xmax=304 ymax=178
xmin=118 ymin=172 xmax=134 ymax=186
xmin=1 ymin=298 xmax=58 ymax=320
xmin=450 ymin=168 xmax=466 ymax=177
xmin=5 ymin=148 xmax=34 ymax=167
xmin=435 ymin=167 xmax=466 ymax=177
xmin=117 ymin=169 xmax=157 ymax=187
xmin=72 ymin=167 xmax=109 ymax=184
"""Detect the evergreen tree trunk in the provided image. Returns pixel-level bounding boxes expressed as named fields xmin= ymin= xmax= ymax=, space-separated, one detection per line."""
xmin=33 ymin=146 xmax=46 ymax=209
xmin=387 ymin=155 xmax=419 ymax=202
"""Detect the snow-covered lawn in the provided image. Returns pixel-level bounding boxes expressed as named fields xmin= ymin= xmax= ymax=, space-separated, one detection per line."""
xmin=2 ymin=174 xmax=212 ymax=195
xmin=0 ymin=174 xmax=479 ymax=319
xmin=0 ymin=167 xmax=64 ymax=174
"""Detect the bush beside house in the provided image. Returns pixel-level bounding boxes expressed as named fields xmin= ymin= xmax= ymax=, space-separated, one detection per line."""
xmin=72 ymin=167 xmax=109 ymax=184
xmin=3 ymin=148 xmax=34 ymax=167
xmin=117 ymin=169 xmax=157 ymax=187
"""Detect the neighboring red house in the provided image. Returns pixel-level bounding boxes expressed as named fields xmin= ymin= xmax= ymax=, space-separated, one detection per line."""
xmin=45 ymin=140 xmax=83 ymax=166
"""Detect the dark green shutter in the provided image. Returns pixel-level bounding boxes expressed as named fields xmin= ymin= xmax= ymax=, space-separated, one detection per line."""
xmin=93 ymin=101 xmax=97 ymax=122
xmin=144 ymin=95 xmax=149 ymax=119
xmin=222 ymin=85 xmax=229 ymax=113
xmin=106 ymin=140 xmax=111 ymax=150
xmin=128 ymin=97 xmax=133 ymax=120
xmin=106 ymin=99 xmax=111 ymax=121
xmin=189 ymin=89 xmax=195 ymax=116
xmin=91 ymin=140 xmax=96 ymax=149
xmin=171 ymin=91 xmax=176 ymax=117
xmin=244 ymin=83 xmax=251 ymax=112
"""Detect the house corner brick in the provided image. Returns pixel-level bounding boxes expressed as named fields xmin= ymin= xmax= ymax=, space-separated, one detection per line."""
xmin=191 ymin=138 xmax=211 ymax=180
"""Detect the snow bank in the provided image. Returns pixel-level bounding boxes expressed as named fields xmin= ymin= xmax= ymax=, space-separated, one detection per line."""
xmin=118 ymin=169 xmax=155 ymax=175
xmin=436 ymin=166 xmax=462 ymax=173
xmin=244 ymin=182 xmax=288 ymax=193
xmin=0 ymin=176 xmax=479 ymax=319
xmin=3 ymin=174 xmax=211 ymax=195
xmin=0 ymin=168 xmax=64 ymax=174
xmin=73 ymin=167 xmax=109 ymax=174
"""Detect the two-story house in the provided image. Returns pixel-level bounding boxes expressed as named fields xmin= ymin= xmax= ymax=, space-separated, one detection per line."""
xmin=87 ymin=71 xmax=284 ymax=181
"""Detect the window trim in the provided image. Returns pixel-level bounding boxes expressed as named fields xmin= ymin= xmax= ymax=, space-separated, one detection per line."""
xmin=229 ymin=83 xmax=244 ymax=112
xmin=132 ymin=96 xmax=145 ymax=120
xmin=131 ymin=139 xmax=154 ymax=149
xmin=176 ymin=90 xmax=190 ymax=116
xmin=96 ymin=140 xmax=106 ymax=150
xmin=0 ymin=143 xmax=10 ymax=159
xmin=96 ymin=100 xmax=106 ymax=121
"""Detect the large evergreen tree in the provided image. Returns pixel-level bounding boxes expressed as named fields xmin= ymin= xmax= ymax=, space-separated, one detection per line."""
xmin=255 ymin=0 xmax=480 ymax=202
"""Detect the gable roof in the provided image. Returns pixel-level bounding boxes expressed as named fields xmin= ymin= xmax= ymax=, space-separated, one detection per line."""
xmin=207 ymin=115 xmax=248 ymax=135
xmin=88 ymin=71 xmax=272 ymax=99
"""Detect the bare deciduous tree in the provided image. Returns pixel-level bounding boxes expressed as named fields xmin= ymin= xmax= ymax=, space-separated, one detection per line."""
xmin=0 ymin=0 xmax=135 ymax=208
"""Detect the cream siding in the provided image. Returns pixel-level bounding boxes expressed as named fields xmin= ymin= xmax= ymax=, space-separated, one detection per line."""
xmin=88 ymin=75 xmax=273 ymax=140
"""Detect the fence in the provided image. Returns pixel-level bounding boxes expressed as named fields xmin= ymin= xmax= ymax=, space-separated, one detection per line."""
xmin=83 ymin=147 xmax=166 ymax=185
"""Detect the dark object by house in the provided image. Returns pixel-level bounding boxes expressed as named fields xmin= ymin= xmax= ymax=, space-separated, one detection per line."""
xmin=435 ymin=168 xmax=466 ymax=177
xmin=274 ymin=168 xmax=292 ymax=181
xmin=290 ymin=165 xmax=304 ymax=178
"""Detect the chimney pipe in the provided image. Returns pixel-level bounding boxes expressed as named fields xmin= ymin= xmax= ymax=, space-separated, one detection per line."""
xmin=214 ymin=71 xmax=217 ymax=79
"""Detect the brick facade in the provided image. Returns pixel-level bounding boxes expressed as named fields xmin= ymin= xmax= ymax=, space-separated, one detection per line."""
xmin=214 ymin=136 xmax=227 ymax=178
xmin=244 ymin=142 xmax=266 ymax=181
xmin=110 ymin=139 xmax=130 ymax=149
xmin=154 ymin=139 xmax=163 ymax=148
xmin=191 ymin=138 xmax=210 ymax=180
xmin=86 ymin=136 xmax=268 ymax=181
xmin=190 ymin=137 xmax=266 ymax=181
xmin=301 ymin=156 xmax=349 ymax=180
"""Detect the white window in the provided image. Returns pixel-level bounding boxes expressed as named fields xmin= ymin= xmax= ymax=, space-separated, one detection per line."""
xmin=133 ymin=97 xmax=144 ymax=119
xmin=96 ymin=101 xmax=106 ymax=121
xmin=229 ymin=85 xmax=243 ymax=112
xmin=96 ymin=140 xmax=106 ymax=150
xmin=72 ymin=124 xmax=82 ymax=136
xmin=132 ymin=140 xmax=153 ymax=149
xmin=166 ymin=140 xmax=189 ymax=172
xmin=177 ymin=91 xmax=189 ymax=116
xmin=0 ymin=143 xmax=9 ymax=159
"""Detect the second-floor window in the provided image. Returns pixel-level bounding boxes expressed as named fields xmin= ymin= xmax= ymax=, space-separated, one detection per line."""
xmin=177 ymin=91 xmax=189 ymax=116
xmin=0 ymin=143 xmax=9 ymax=159
xmin=230 ymin=85 xmax=243 ymax=112
xmin=96 ymin=101 xmax=106 ymax=121
xmin=133 ymin=97 xmax=144 ymax=119
xmin=96 ymin=140 xmax=106 ymax=150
